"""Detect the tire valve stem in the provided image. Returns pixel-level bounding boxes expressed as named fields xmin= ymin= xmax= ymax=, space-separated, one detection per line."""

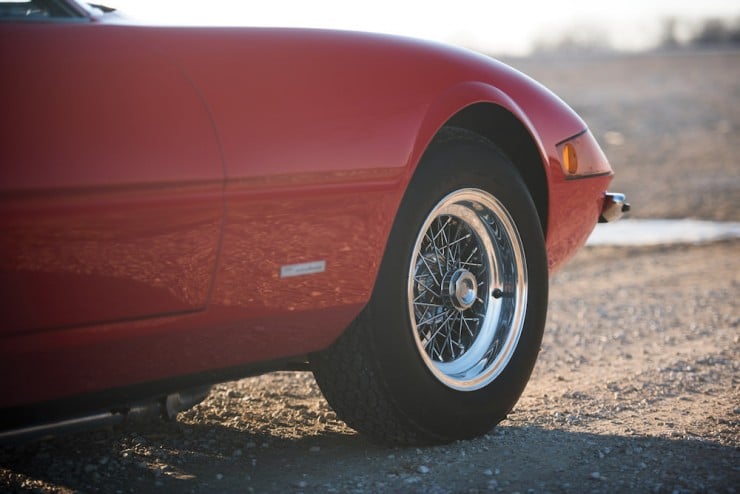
xmin=492 ymin=288 xmax=503 ymax=299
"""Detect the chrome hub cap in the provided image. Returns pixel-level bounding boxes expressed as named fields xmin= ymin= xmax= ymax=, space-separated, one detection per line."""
xmin=446 ymin=269 xmax=478 ymax=310
xmin=408 ymin=188 xmax=528 ymax=391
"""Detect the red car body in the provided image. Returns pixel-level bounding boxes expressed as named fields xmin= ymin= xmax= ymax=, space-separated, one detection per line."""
xmin=0 ymin=2 xmax=620 ymax=436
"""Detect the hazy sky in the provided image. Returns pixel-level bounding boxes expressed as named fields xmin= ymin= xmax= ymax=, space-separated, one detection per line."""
xmin=113 ymin=0 xmax=740 ymax=55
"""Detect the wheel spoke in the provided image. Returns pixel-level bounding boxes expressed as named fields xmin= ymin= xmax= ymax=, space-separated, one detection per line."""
xmin=423 ymin=309 xmax=457 ymax=347
xmin=414 ymin=275 xmax=442 ymax=300
xmin=438 ymin=220 xmax=450 ymax=270
xmin=429 ymin=217 xmax=452 ymax=274
xmin=417 ymin=311 xmax=445 ymax=327
xmin=418 ymin=254 xmax=441 ymax=289
xmin=461 ymin=314 xmax=477 ymax=339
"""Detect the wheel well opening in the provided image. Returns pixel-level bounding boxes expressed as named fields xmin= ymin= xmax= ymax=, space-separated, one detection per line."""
xmin=442 ymin=104 xmax=549 ymax=235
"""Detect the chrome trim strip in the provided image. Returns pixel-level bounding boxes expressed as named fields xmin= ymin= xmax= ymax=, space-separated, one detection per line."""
xmin=0 ymin=413 xmax=124 ymax=444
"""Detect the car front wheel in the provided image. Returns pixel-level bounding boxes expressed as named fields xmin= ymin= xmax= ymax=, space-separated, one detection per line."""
xmin=311 ymin=127 xmax=548 ymax=444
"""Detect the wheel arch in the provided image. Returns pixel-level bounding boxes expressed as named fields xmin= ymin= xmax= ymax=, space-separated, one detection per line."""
xmin=441 ymin=103 xmax=549 ymax=236
xmin=407 ymin=80 xmax=551 ymax=237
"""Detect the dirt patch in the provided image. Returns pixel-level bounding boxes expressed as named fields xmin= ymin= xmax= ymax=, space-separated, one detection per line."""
xmin=2 ymin=49 xmax=739 ymax=493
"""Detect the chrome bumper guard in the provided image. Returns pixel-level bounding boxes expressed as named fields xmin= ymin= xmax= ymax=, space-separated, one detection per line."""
xmin=599 ymin=192 xmax=630 ymax=223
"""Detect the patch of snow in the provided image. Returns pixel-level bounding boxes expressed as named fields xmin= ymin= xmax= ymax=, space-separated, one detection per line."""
xmin=586 ymin=219 xmax=740 ymax=246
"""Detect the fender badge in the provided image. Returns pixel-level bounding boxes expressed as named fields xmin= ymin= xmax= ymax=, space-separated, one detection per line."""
xmin=280 ymin=260 xmax=326 ymax=278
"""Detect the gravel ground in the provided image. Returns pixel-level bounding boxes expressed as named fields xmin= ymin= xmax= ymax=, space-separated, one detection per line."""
xmin=2 ymin=48 xmax=739 ymax=493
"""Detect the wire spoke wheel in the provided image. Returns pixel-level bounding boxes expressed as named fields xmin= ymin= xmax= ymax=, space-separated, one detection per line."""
xmin=408 ymin=188 xmax=527 ymax=391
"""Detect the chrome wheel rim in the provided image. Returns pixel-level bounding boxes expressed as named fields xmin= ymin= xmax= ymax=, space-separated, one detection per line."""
xmin=408 ymin=188 xmax=528 ymax=391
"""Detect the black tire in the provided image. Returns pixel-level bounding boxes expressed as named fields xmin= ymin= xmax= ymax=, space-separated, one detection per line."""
xmin=311 ymin=127 xmax=548 ymax=444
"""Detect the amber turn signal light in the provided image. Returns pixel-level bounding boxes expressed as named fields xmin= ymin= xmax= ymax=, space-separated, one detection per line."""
xmin=563 ymin=142 xmax=578 ymax=175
